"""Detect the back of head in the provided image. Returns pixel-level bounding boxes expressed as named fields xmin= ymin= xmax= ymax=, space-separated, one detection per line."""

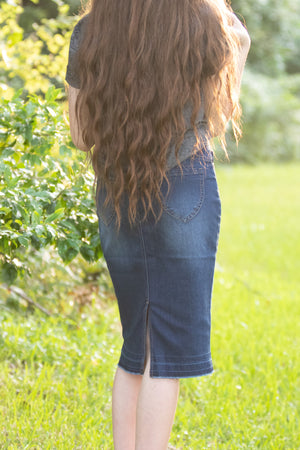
xmin=76 ymin=0 xmax=241 ymax=226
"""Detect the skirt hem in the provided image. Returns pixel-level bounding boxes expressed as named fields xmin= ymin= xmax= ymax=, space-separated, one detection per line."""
xmin=118 ymin=353 xmax=214 ymax=379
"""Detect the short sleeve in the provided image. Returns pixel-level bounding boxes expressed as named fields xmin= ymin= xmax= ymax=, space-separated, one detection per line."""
xmin=65 ymin=16 xmax=88 ymax=89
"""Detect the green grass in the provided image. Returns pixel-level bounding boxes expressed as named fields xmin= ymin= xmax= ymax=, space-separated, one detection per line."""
xmin=0 ymin=164 xmax=299 ymax=449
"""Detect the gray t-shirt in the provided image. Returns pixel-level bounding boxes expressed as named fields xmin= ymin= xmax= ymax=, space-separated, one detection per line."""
xmin=65 ymin=16 xmax=212 ymax=169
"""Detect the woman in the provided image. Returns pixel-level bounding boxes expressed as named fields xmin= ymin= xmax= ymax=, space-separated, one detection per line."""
xmin=65 ymin=1 xmax=250 ymax=448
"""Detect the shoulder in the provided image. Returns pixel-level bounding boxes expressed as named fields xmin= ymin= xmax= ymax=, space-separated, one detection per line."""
xmin=66 ymin=14 xmax=89 ymax=89
xmin=70 ymin=14 xmax=90 ymax=51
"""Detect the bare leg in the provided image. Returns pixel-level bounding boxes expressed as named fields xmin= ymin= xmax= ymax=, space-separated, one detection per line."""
xmin=112 ymin=327 xmax=180 ymax=450
xmin=135 ymin=328 xmax=180 ymax=450
xmin=112 ymin=366 xmax=143 ymax=450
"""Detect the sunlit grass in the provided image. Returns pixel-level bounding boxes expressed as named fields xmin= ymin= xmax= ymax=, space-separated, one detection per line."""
xmin=0 ymin=164 xmax=299 ymax=449
xmin=0 ymin=305 xmax=120 ymax=449
xmin=173 ymin=163 xmax=299 ymax=449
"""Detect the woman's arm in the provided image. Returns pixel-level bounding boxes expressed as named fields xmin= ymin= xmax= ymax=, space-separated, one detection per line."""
xmin=228 ymin=12 xmax=251 ymax=93
xmin=68 ymin=85 xmax=92 ymax=152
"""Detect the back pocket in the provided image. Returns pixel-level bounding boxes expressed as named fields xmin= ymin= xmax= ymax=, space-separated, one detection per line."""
xmin=96 ymin=187 xmax=116 ymax=226
xmin=162 ymin=163 xmax=205 ymax=223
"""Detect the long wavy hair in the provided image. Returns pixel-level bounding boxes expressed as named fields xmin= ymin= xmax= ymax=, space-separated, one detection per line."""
xmin=75 ymin=0 xmax=242 ymax=227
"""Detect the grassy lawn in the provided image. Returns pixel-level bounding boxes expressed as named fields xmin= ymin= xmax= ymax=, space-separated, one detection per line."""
xmin=0 ymin=164 xmax=299 ymax=449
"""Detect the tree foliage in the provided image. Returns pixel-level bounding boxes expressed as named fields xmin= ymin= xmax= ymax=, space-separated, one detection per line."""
xmin=232 ymin=0 xmax=300 ymax=76
xmin=0 ymin=0 xmax=74 ymax=98
xmin=224 ymin=0 xmax=300 ymax=161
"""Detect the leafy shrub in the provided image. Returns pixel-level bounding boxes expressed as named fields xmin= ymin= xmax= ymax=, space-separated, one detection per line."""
xmin=0 ymin=87 xmax=101 ymax=285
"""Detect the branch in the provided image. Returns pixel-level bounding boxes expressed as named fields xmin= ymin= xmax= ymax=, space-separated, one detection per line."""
xmin=2 ymin=284 xmax=53 ymax=316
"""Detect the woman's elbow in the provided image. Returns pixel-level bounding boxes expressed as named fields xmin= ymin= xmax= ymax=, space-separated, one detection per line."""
xmin=70 ymin=129 xmax=91 ymax=152
xmin=242 ymin=31 xmax=251 ymax=53
xmin=75 ymin=141 xmax=91 ymax=152
xmin=73 ymin=141 xmax=91 ymax=152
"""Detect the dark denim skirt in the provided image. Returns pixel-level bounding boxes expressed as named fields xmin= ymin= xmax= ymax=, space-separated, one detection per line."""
xmin=96 ymin=147 xmax=221 ymax=378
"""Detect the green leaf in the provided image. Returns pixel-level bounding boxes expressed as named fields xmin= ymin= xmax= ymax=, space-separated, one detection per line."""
xmin=31 ymin=210 xmax=41 ymax=226
xmin=45 ymin=224 xmax=56 ymax=237
xmin=46 ymin=107 xmax=56 ymax=118
xmin=45 ymin=208 xmax=65 ymax=223
xmin=34 ymin=224 xmax=46 ymax=236
xmin=0 ymin=207 xmax=11 ymax=216
xmin=0 ymin=262 xmax=18 ymax=284
xmin=18 ymin=235 xmax=30 ymax=247
xmin=45 ymin=86 xmax=61 ymax=102
xmin=8 ymin=32 xmax=23 ymax=46
xmin=80 ymin=243 xmax=96 ymax=262
xmin=31 ymin=235 xmax=42 ymax=250
xmin=25 ymin=102 xmax=36 ymax=117
xmin=57 ymin=238 xmax=79 ymax=263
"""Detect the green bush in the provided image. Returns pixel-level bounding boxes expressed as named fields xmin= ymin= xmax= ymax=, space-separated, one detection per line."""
xmin=0 ymin=87 xmax=101 ymax=285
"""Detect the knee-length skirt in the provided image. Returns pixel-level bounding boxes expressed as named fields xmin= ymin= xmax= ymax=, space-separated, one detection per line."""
xmin=96 ymin=148 xmax=221 ymax=378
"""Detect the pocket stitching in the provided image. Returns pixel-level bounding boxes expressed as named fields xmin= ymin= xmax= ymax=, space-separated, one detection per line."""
xmin=163 ymin=171 xmax=205 ymax=223
xmin=97 ymin=205 xmax=116 ymax=227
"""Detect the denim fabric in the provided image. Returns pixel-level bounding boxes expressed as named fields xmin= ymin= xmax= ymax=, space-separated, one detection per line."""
xmin=96 ymin=149 xmax=221 ymax=378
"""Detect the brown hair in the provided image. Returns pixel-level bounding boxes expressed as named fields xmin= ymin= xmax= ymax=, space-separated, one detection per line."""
xmin=76 ymin=0 xmax=241 ymax=227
